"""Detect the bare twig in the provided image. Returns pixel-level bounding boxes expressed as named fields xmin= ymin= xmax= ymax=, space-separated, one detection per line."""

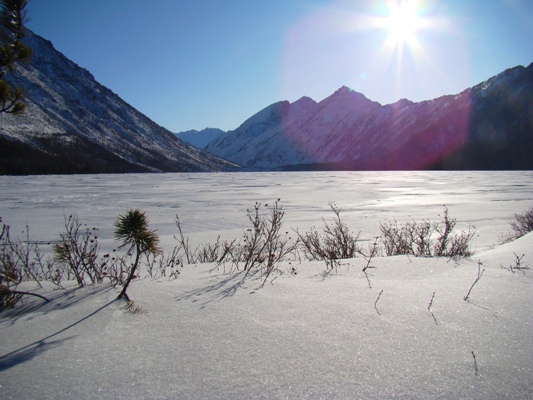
xmin=174 ymin=215 xmax=195 ymax=264
xmin=471 ymin=351 xmax=478 ymax=376
xmin=363 ymin=269 xmax=372 ymax=289
xmin=361 ymin=238 xmax=379 ymax=289
xmin=374 ymin=289 xmax=383 ymax=315
xmin=362 ymin=236 xmax=379 ymax=272
xmin=464 ymin=260 xmax=485 ymax=301
xmin=500 ymin=252 xmax=528 ymax=275
xmin=428 ymin=291 xmax=438 ymax=325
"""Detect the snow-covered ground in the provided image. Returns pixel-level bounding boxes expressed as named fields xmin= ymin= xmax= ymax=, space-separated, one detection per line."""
xmin=0 ymin=171 xmax=532 ymax=399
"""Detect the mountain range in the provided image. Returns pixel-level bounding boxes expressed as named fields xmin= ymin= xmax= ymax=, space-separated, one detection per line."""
xmin=203 ymin=64 xmax=533 ymax=170
xmin=0 ymin=30 xmax=235 ymax=175
xmin=1 ymin=29 xmax=531 ymax=174
xmin=174 ymin=128 xmax=225 ymax=149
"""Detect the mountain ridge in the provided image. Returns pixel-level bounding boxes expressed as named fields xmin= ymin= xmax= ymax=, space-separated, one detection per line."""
xmin=205 ymin=63 xmax=533 ymax=170
xmin=2 ymin=28 xmax=531 ymax=173
xmin=0 ymin=30 xmax=236 ymax=175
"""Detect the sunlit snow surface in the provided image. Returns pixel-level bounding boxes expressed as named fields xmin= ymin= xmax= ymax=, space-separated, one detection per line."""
xmin=0 ymin=171 xmax=532 ymax=399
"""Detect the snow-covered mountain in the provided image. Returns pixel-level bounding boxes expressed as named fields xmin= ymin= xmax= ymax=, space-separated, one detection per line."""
xmin=206 ymin=64 xmax=533 ymax=170
xmin=174 ymin=128 xmax=226 ymax=149
xmin=0 ymin=30 xmax=236 ymax=175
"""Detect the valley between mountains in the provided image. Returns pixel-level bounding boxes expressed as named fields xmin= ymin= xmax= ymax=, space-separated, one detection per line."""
xmin=1 ymin=30 xmax=532 ymax=174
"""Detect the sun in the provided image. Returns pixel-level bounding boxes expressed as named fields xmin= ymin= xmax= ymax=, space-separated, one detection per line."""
xmin=381 ymin=1 xmax=425 ymax=47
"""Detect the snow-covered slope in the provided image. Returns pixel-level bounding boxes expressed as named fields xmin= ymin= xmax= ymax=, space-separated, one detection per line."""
xmin=0 ymin=30 xmax=236 ymax=174
xmin=206 ymin=64 xmax=533 ymax=170
xmin=174 ymin=127 xmax=226 ymax=149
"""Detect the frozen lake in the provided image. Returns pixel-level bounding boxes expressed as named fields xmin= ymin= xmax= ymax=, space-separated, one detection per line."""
xmin=1 ymin=171 xmax=533 ymax=252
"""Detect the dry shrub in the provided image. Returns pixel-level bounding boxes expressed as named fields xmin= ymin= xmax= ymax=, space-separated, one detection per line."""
xmin=380 ymin=207 xmax=476 ymax=259
xmin=296 ymin=202 xmax=361 ymax=270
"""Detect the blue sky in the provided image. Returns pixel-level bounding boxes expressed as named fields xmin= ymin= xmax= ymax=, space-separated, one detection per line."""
xmin=27 ymin=0 xmax=533 ymax=133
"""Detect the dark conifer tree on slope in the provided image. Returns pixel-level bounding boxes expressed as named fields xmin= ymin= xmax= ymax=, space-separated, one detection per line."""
xmin=0 ymin=0 xmax=32 ymax=114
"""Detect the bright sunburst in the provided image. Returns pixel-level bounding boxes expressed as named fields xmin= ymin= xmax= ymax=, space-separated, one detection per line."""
xmin=381 ymin=0 xmax=426 ymax=48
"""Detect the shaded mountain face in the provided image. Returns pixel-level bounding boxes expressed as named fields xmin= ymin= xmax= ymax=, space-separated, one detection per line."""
xmin=438 ymin=64 xmax=533 ymax=170
xmin=206 ymin=65 xmax=533 ymax=170
xmin=0 ymin=31 xmax=236 ymax=175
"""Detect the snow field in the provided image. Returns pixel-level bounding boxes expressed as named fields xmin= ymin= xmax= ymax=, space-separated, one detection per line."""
xmin=0 ymin=171 xmax=532 ymax=399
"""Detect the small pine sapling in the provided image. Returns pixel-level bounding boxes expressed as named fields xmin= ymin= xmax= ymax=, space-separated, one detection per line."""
xmin=114 ymin=209 xmax=161 ymax=301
